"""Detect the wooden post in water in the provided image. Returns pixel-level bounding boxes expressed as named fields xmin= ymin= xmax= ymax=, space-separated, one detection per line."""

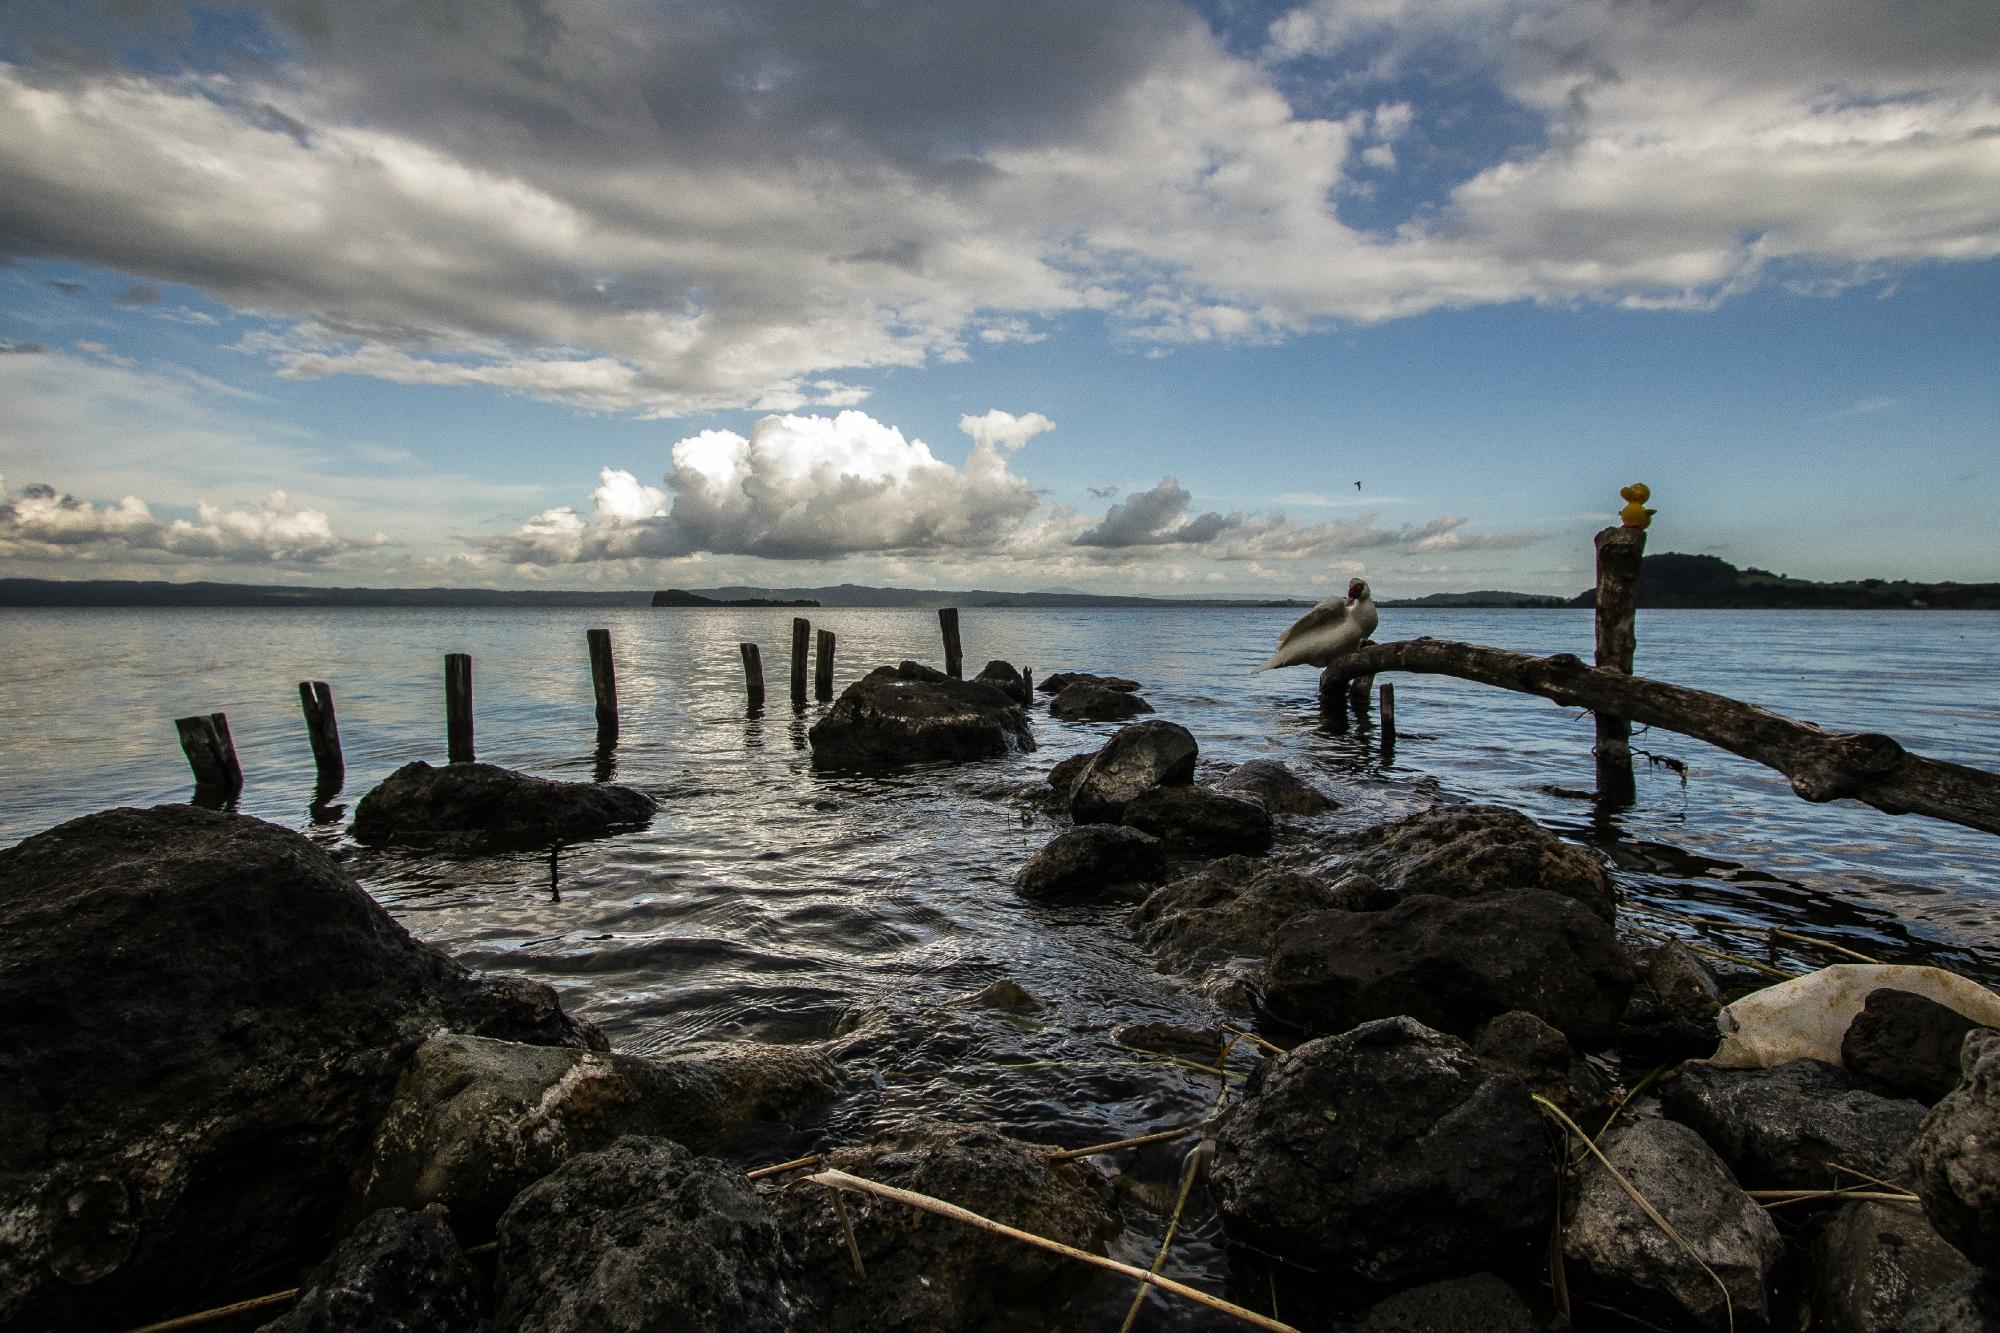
xmin=740 ymin=642 xmax=766 ymax=713
xmin=1380 ymin=682 xmax=1396 ymax=753
xmin=587 ymin=629 xmax=619 ymax=745
xmin=175 ymin=712 xmax=242 ymax=797
xmin=791 ymin=617 xmax=811 ymax=711
xmin=815 ymin=628 xmax=836 ymax=702
xmin=297 ymin=681 xmax=343 ymax=789
xmin=1347 ymin=672 xmax=1374 ymax=717
xmin=1022 ymin=667 xmax=1033 ymax=701
xmin=938 ymin=607 xmax=963 ymax=679
xmin=445 ymin=652 xmax=475 ymax=763
xmin=1593 ymin=524 xmax=1647 ymax=803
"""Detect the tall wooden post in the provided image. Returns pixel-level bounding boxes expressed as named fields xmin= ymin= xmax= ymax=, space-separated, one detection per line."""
xmin=445 ymin=652 xmax=475 ymax=764
xmin=175 ymin=712 xmax=243 ymax=797
xmin=587 ymin=629 xmax=619 ymax=745
xmin=740 ymin=642 xmax=766 ymax=713
xmin=1380 ymin=682 xmax=1396 ymax=754
xmin=815 ymin=628 xmax=836 ymax=702
xmin=297 ymin=680 xmax=343 ymax=790
xmin=1594 ymin=525 xmax=1646 ymax=803
xmin=938 ymin=607 xmax=963 ymax=679
xmin=791 ymin=617 xmax=811 ymax=711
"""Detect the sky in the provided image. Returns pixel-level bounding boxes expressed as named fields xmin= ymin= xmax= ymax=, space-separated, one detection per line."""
xmin=0 ymin=0 xmax=1995 ymax=598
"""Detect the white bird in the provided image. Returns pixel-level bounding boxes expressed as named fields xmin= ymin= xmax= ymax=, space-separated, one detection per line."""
xmin=1253 ymin=578 xmax=1378 ymax=672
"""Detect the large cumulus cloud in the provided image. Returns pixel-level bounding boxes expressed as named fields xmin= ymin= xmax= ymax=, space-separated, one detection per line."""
xmin=0 ymin=477 xmax=389 ymax=564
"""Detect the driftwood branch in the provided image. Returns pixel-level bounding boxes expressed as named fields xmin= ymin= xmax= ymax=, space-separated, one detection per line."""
xmin=1319 ymin=638 xmax=2000 ymax=837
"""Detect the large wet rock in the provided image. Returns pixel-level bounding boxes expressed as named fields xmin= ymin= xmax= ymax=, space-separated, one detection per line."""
xmin=1212 ymin=758 xmax=1335 ymax=814
xmin=809 ymin=661 xmax=1034 ymax=768
xmin=1620 ymin=940 xmax=1727 ymax=1063
xmin=1068 ymin=720 xmax=1198 ymax=824
xmin=1846 ymin=989 xmax=1988 ymax=1104
xmin=496 ymin=1136 xmax=796 ymax=1333
xmin=1913 ymin=1030 xmax=2000 ymax=1267
xmin=1014 ymin=824 xmax=1165 ymax=901
xmin=1473 ymin=1009 xmax=1613 ymax=1121
xmin=351 ymin=760 xmax=656 ymax=851
xmin=1264 ymin=889 xmax=1637 ymax=1047
xmin=972 ymin=659 xmax=1030 ymax=705
xmin=1211 ymin=1017 xmax=1553 ymax=1285
xmin=1812 ymin=1199 xmax=1973 ymax=1333
xmin=773 ymin=1121 xmax=1119 ymax=1332
xmin=1357 ymin=1274 xmax=1537 ymax=1332
xmin=1048 ymin=682 xmax=1155 ymax=721
xmin=1318 ymin=803 xmax=1615 ymax=921
xmin=1120 ymin=784 xmax=1273 ymax=855
xmin=1130 ymin=856 xmax=1339 ymax=971
xmin=1564 ymin=1117 xmax=1785 ymax=1331
xmin=0 ymin=805 xmax=601 ymax=1330
xmin=361 ymin=1033 xmax=839 ymax=1232
xmin=1662 ymin=1058 xmax=1927 ymax=1189
xmin=1038 ymin=671 xmax=1141 ymax=694
xmin=260 ymin=1207 xmax=480 ymax=1333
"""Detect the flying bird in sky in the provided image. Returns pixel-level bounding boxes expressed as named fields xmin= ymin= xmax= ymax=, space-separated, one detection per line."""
xmin=1254 ymin=578 xmax=1378 ymax=672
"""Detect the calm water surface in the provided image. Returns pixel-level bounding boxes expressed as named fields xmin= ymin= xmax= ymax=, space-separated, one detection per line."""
xmin=3 ymin=606 xmax=1996 ymax=1323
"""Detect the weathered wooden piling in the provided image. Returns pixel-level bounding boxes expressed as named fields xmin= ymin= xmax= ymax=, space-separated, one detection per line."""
xmin=175 ymin=711 xmax=242 ymax=796
xmin=445 ymin=652 xmax=475 ymax=763
xmin=586 ymin=628 xmax=619 ymax=744
xmin=297 ymin=680 xmax=343 ymax=789
xmin=815 ymin=628 xmax=836 ymax=702
xmin=1347 ymin=672 xmax=1374 ymax=717
xmin=740 ymin=642 xmax=766 ymax=713
xmin=1593 ymin=525 xmax=1646 ymax=802
xmin=938 ymin=607 xmax=963 ymax=679
xmin=1380 ymin=682 xmax=1396 ymax=752
xmin=791 ymin=617 xmax=811 ymax=710
xmin=1022 ymin=667 xmax=1033 ymax=699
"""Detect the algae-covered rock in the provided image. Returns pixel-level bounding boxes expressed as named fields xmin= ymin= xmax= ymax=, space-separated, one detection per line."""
xmin=810 ymin=661 xmax=1034 ymax=768
xmin=352 ymin=760 xmax=656 ymax=851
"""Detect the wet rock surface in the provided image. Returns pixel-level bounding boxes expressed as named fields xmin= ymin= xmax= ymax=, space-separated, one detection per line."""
xmin=1038 ymin=671 xmax=1142 ymax=694
xmin=351 ymin=760 xmax=656 ymax=851
xmin=1048 ymin=682 xmax=1155 ymax=721
xmin=1473 ymin=1009 xmax=1612 ymax=1120
xmin=1211 ymin=1017 xmax=1553 ymax=1285
xmin=1913 ymin=1030 xmax=2000 ymax=1268
xmin=1564 ymin=1117 xmax=1785 ymax=1331
xmin=1068 ymin=720 xmax=1198 ymax=824
xmin=772 ymin=1121 xmax=1119 ymax=1333
xmin=1212 ymin=758 xmax=1335 ymax=814
xmin=809 ymin=662 xmax=1034 ymax=768
xmin=1905 ymin=1271 xmax=2000 ymax=1332
xmin=1264 ymin=888 xmax=1637 ymax=1046
xmin=1662 ymin=1058 xmax=1927 ymax=1189
xmin=1119 ymin=784 xmax=1273 ymax=855
xmin=1130 ymin=856 xmax=1339 ymax=971
xmin=259 ymin=1207 xmax=480 ymax=1333
xmin=361 ymin=1032 xmax=839 ymax=1232
xmin=1319 ymin=803 xmax=1616 ymax=921
xmin=1014 ymin=824 xmax=1165 ymax=901
xmin=971 ymin=659 xmax=1031 ymax=705
xmin=1846 ymin=988 xmax=1988 ymax=1104
xmin=496 ymin=1136 xmax=796 ymax=1333
xmin=0 ymin=805 xmax=599 ymax=1329
xmin=1356 ymin=1273 xmax=1538 ymax=1332
xmin=1812 ymin=1199 xmax=1973 ymax=1333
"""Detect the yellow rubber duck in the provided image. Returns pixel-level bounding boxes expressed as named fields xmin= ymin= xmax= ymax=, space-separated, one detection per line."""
xmin=1619 ymin=482 xmax=1656 ymax=529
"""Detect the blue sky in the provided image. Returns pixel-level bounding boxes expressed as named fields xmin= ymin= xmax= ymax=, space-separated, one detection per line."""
xmin=1 ymin=0 xmax=1996 ymax=595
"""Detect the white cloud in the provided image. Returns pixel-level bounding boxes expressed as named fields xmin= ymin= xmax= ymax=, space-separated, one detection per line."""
xmin=0 ymin=477 xmax=388 ymax=565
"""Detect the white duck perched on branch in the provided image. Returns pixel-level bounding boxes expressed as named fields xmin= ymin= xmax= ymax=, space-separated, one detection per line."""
xmin=1254 ymin=578 xmax=1378 ymax=672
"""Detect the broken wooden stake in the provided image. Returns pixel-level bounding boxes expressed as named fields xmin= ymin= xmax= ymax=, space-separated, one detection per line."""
xmin=296 ymin=680 xmax=343 ymax=791
xmin=815 ymin=628 xmax=836 ymax=702
xmin=444 ymin=652 xmax=474 ymax=763
xmin=740 ymin=642 xmax=765 ymax=713
xmin=938 ymin=606 xmax=963 ymax=679
xmin=791 ymin=617 xmax=811 ymax=711
xmin=1380 ymin=681 xmax=1396 ymax=752
xmin=1593 ymin=524 xmax=1646 ymax=803
xmin=174 ymin=712 xmax=242 ymax=798
xmin=587 ymin=628 xmax=618 ymax=745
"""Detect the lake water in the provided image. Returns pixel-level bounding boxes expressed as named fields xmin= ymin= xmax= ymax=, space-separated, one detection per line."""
xmin=3 ymin=605 xmax=1996 ymax=1322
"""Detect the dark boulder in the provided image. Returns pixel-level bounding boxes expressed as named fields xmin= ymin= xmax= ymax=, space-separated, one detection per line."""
xmin=772 ymin=1121 xmax=1118 ymax=1332
xmin=1649 ymin=939 xmax=1725 ymax=1022
xmin=1812 ymin=1199 xmax=1973 ymax=1333
xmin=259 ymin=1207 xmax=479 ymax=1333
xmin=1357 ymin=1274 xmax=1537 ymax=1332
xmin=1619 ymin=940 xmax=1726 ymax=1062
xmin=496 ymin=1136 xmax=796 ymax=1333
xmin=0 ymin=805 xmax=600 ymax=1330
xmin=1212 ymin=758 xmax=1335 ymax=814
xmin=1211 ymin=1017 xmax=1553 ymax=1285
xmin=351 ymin=760 xmax=656 ymax=851
xmin=1913 ymin=1030 xmax=2000 ymax=1268
xmin=1662 ymin=1059 xmax=1927 ymax=1189
xmin=361 ymin=1033 xmax=839 ymax=1233
xmin=1069 ymin=720 xmax=1197 ymax=824
xmin=1473 ymin=1010 xmax=1612 ymax=1121
xmin=809 ymin=661 xmax=1034 ymax=768
xmin=1319 ymin=803 xmax=1615 ymax=921
xmin=1048 ymin=682 xmax=1154 ymax=721
xmin=1846 ymin=989 xmax=1988 ymax=1104
xmin=1264 ymin=889 xmax=1637 ymax=1047
xmin=1014 ymin=825 xmax=1165 ymax=901
xmin=1039 ymin=671 xmax=1141 ymax=694
xmin=1906 ymin=1272 xmax=2000 ymax=1332
xmin=1046 ymin=752 xmax=1093 ymax=793
xmin=972 ymin=659 xmax=1030 ymax=705
xmin=1121 ymin=784 xmax=1273 ymax=855
xmin=1564 ymin=1117 xmax=1784 ymax=1331
xmin=1130 ymin=856 xmax=1339 ymax=971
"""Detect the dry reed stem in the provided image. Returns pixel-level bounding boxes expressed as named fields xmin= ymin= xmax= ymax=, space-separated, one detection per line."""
xmin=747 ymin=1153 xmax=823 ymax=1180
xmin=1750 ymin=1188 xmax=1919 ymax=1208
xmin=1047 ymin=1123 xmax=1204 ymax=1162
xmin=1630 ymin=927 xmax=1793 ymax=980
xmin=804 ymin=1169 xmax=1298 ymax=1333
xmin=830 ymin=1189 xmax=867 ymax=1278
xmin=125 ymin=1288 xmax=299 ymax=1333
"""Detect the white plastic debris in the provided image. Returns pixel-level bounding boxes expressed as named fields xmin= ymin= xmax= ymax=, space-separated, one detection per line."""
xmin=1708 ymin=963 xmax=2000 ymax=1070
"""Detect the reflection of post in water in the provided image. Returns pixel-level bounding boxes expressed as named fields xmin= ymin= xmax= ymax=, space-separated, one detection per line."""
xmin=1379 ymin=682 xmax=1396 ymax=760
xmin=548 ymin=838 xmax=562 ymax=903
xmin=593 ymin=742 xmax=617 ymax=785
xmin=789 ymin=713 xmax=809 ymax=752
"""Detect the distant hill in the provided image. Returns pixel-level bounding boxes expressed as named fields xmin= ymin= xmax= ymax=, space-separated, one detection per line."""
xmin=1570 ymin=553 xmax=2000 ymax=609
xmin=651 ymin=589 xmax=818 ymax=607
xmin=1380 ymin=590 xmax=1571 ymax=609
xmin=660 ymin=583 xmax=1315 ymax=609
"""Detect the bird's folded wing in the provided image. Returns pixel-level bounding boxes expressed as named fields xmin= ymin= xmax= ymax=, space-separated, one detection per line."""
xmin=1275 ymin=599 xmax=1349 ymax=650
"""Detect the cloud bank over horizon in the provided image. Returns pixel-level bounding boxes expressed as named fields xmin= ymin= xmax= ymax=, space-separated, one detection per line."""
xmin=0 ymin=476 xmax=388 ymax=566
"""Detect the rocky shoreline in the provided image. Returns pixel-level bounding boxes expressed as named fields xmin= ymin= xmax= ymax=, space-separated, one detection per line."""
xmin=3 ymin=661 xmax=1996 ymax=1331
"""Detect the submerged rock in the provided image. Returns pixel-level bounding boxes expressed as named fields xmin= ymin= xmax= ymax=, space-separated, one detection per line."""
xmin=361 ymin=1032 xmax=839 ymax=1232
xmin=260 ymin=1207 xmax=479 ymax=1333
xmin=0 ymin=805 xmax=600 ymax=1330
xmin=772 ymin=1121 xmax=1119 ymax=1332
xmin=1846 ymin=988 xmax=1988 ymax=1104
xmin=1120 ymin=784 xmax=1273 ymax=855
xmin=1662 ymin=1058 xmax=1926 ymax=1189
xmin=496 ymin=1136 xmax=796 ymax=1333
xmin=1014 ymin=824 xmax=1165 ymax=901
xmin=1068 ymin=720 xmax=1197 ymax=824
xmin=351 ymin=760 xmax=656 ymax=851
xmin=972 ymin=659 xmax=1031 ymax=705
xmin=1564 ymin=1117 xmax=1784 ymax=1331
xmin=1263 ymin=889 xmax=1637 ymax=1047
xmin=1319 ymin=803 xmax=1616 ymax=921
xmin=949 ymin=978 xmax=1045 ymax=1013
xmin=1211 ymin=1017 xmax=1553 ymax=1285
xmin=1048 ymin=681 xmax=1155 ymax=721
xmin=1912 ymin=1030 xmax=2000 ymax=1268
xmin=1812 ymin=1199 xmax=1973 ymax=1333
xmin=1130 ymin=856 xmax=1338 ymax=971
xmin=1212 ymin=758 xmax=1335 ymax=814
xmin=809 ymin=661 xmax=1034 ymax=768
